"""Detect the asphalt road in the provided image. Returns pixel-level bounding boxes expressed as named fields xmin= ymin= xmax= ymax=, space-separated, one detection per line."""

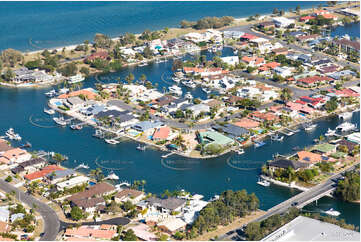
xmin=59 ymin=217 xmax=130 ymax=232
xmin=217 ymin=164 xmax=359 ymax=241
xmin=0 ymin=179 xmax=60 ymax=241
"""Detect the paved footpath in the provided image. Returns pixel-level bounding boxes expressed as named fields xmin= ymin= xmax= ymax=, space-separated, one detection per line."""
xmin=0 ymin=179 xmax=60 ymax=241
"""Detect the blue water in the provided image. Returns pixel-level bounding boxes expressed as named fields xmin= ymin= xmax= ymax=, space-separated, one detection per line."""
xmin=331 ymin=22 xmax=360 ymax=38
xmin=0 ymin=1 xmax=324 ymax=51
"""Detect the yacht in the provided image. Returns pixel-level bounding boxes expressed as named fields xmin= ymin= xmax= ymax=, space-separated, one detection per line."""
xmin=68 ymin=74 xmax=85 ymax=84
xmin=44 ymin=108 xmax=55 ymax=115
xmin=45 ymin=89 xmax=57 ymax=98
xmin=5 ymin=128 xmax=21 ymax=141
xmin=233 ymin=49 xmax=238 ymax=55
xmin=257 ymin=177 xmax=270 ymax=187
xmin=254 ymin=141 xmax=266 ymax=148
xmin=106 ymin=172 xmax=119 ymax=180
xmin=271 ymin=134 xmax=284 ymax=141
xmin=172 ymin=77 xmax=181 ymax=83
xmin=169 ymin=85 xmax=183 ymax=96
xmin=325 ymin=208 xmax=341 ymax=216
xmin=304 ymin=122 xmax=317 ymax=131
xmin=70 ymin=124 xmax=83 ymax=130
xmin=138 ymin=61 xmax=148 ymax=67
xmin=182 ymin=80 xmax=196 ymax=88
xmin=338 ymin=112 xmax=352 ymax=120
xmin=184 ymin=92 xmax=193 ymax=100
xmin=93 ymin=129 xmax=104 ymax=138
xmin=53 ymin=117 xmax=67 ymax=126
xmin=105 ymin=139 xmax=120 ymax=145
xmin=325 ymin=128 xmax=336 ymax=137
xmin=58 ymin=88 xmax=69 ymax=94
xmin=336 ymin=122 xmax=356 ymax=132
xmin=236 ymin=148 xmax=245 ymax=155
xmin=75 ymin=163 xmax=89 ymax=170
xmin=136 ymin=144 xmax=146 ymax=151
xmin=201 ymin=87 xmax=211 ymax=94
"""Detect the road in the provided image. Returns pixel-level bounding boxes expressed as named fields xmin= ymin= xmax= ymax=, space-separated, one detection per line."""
xmin=0 ymin=179 xmax=60 ymax=241
xmin=217 ymin=164 xmax=359 ymax=241
xmin=59 ymin=217 xmax=130 ymax=232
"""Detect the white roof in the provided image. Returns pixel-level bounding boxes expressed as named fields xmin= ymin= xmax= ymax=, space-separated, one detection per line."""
xmin=56 ymin=175 xmax=89 ymax=189
xmin=261 ymin=216 xmax=360 ymax=241
xmin=273 ymin=17 xmax=295 ymax=23
xmin=158 ymin=217 xmax=187 ymax=232
xmin=250 ymin=37 xmax=269 ymax=43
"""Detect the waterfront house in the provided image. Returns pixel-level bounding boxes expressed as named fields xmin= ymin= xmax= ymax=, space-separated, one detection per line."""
xmin=197 ymin=131 xmax=234 ymax=148
xmin=130 ymin=223 xmax=157 ymax=241
xmin=152 ymin=126 xmax=171 ymax=141
xmin=211 ymin=123 xmax=249 ymax=138
xmin=132 ymin=121 xmax=164 ymax=133
xmin=186 ymin=104 xmax=210 ymax=118
xmin=157 ymin=217 xmax=187 ymax=235
xmin=58 ymin=88 xmax=99 ymax=100
xmin=240 ymin=33 xmax=258 ymax=41
xmin=0 ymin=148 xmax=32 ymax=164
xmin=234 ymin=118 xmax=260 ymax=129
xmin=11 ymin=157 xmax=46 ymax=175
xmin=145 ymin=197 xmax=187 ymax=214
xmin=24 ymin=165 xmax=63 ymax=182
xmin=56 ymin=176 xmax=89 ymax=191
xmin=336 ymin=139 xmax=358 ymax=155
xmin=346 ymin=132 xmax=360 ymax=144
xmin=114 ymin=189 xmax=145 ymax=204
xmin=272 ymin=17 xmax=295 ymax=28
xmin=72 ymin=197 xmax=106 ymax=215
xmin=46 ymin=169 xmax=76 ymax=184
xmin=250 ymin=111 xmax=279 ymax=123
xmin=223 ymin=30 xmax=244 ymax=39
xmin=297 ymin=151 xmax=322 ymax=164
xmin=332 ymin=38 xmax=360 ymax=57
xmin=268 ymin=158 xmax=310 ymax=171
xmin=298 ymin=96 xmax=326 ymax=109
xmin=0 ymin=139 xmax=12 ymax=153
xmin=68 ymin=182 xmax=115 ymax=203
xmin=220 ymin=56 xmax=239 ymax=66
xmin=286 ymin=101 xmax=315 ymax=115
xmin=312 ymin=143 xmax=337 ymax=155
xmin=85 ymin=51 xmax=109 ymax=62
xmin=65 ymin=96 xmax=85 ymax=109
xmin=299 ymin=15 xmax=315 ymax=22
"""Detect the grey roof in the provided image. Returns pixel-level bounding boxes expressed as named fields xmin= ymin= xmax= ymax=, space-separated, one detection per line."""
xmin=212 ymin=124 xmax=249 ymax=137
xmin=132 ymin=121 xmax=163 ymax=131
xmin=298 ymin=54 xmax=311 ymax=62
xmin=312 ymin=59 xmax=331 ymax=66
xmin=11 ymin=166 xmax=25 ymax=174
xmin=146 ymin=197 xmax=186 ymax=211
xmin=288 ymin=31 xmax=306 ymax=37
xmin=268 ymin=158 xmax=309 ymax=170
xmin=329 ymin=70 xmax=356 ymax=80
xmin=46 ymin=169 xmax=76 ymax=180
xmin=261 ymin=216 xmax=360 ymax=241
xmin=95 ymin=110 xmax=130 ymax=119
xmin=67 ymin=96 xmax=84 ymax=106
xmin=72 ymin=197 xmax=105 ymax=209
xmin=18 ymin=157 xmax=46 ymax=168
xmin=171 ymin=98 xmax=188 ymax=105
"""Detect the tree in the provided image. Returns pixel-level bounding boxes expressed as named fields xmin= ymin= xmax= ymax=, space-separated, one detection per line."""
xmin=3 ymin=69 xmax=14 ymax=81
xmin=122 ymin=229 xmax=137 ymax=241
xmin=53 ymin=153 xmax=66 ymax=164
xmin=139 ymin=74 xmax=147 ymax=84
xmin=273 ymin=8 xmax=279 ymax=15
xmin=125 ymin=73 xmax=135 ymax=84
xmin=244 ymin=222 xmax=262 ymax=240
xmin=94 ymin=33 xmax=112 ymax=49
xmin=324 ymin=97 xmax=338 ymax=113
xmin=80 ymin=66 xmax=90 ymax=76
xmin=5 ymin=176 xmax=12 ymax=182
xmin=143 ymin=46 xmax=153 ymax=59
xmin=172 ymin=59 xmax=183 ymax=71
xmin=25 ymin=59 xmax=42 ymax=70
xmin=1 ymin=48 xmax=24 ymax=67
xmin=280 ymin=88 xmax=292 ymax=103
xmin=70 ymin=206 xmax=84 ymax=221
xmin=295 ymin=5 xmax=301 ymax=14
xmin=335 ymin=169 xmax=360 ymax=202
xmin=57 ymin=63 xmax=78 ymax=77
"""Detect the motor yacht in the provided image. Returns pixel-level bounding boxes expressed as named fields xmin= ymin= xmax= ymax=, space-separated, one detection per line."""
xmin=271 ymin=134 xmax=284 ymax=141
xmin=336 ymin=122 xmax=356 ymax=132
xmin=257 ymin=177 xmax=270 ymax=187
xmin=304 ymin=122 xmax=317 ymax=131
xmin=184 ymin=92 xmax=193 ymax=100
xmin=5 ymin=128 xmax=21 ymax=141
xmin=201 ymin=87 xmax=211 ymax=94
xmin=169 ymin=85 xmax=183 ymax=96
xmin=105 ymin=139 xmax=120 ymax=145
xmin=70 ymin=124 xmax=83 ymax=130
xmin=44 ymin=108 xmax=55 ymax=115
xmin=45 ymin=89 xmax=57 ymax=98
xmin=182 ymin=80 xmax=196 ymax=88
xmin=325 ymin=128 xmax=336 ymax=137
xmin=325 ymin=208 xmax=341 ymax=216
xmin=53 ymin=117 xmax=67 ymax=126
xmin=68 ymin=74 xmax=85 ymax=84
xmin=236 ymin=148 xmax=245 ymax=155
xmin=254 ymin=141 xmax=266 ymax=148
xmin=136 ymin=145 xmax=146 ymax=151
xmin=338 ymin=112 xmax=352 ymax=120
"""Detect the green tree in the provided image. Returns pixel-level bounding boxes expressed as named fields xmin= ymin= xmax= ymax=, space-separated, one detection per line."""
xmin=244 ymin=222 xmax=262 ymax=240
xmin=122 ymin=229 xmax=137 ymax=241
xmin=70 ymin=206 xmax=84 ymax=221
xmin=125 ymin=73 xmax=135 ymax=84
xmin=280 ymin=88 xmax=292 ymax=103
xmin=5 ymin=176 xmax=12 ymax=182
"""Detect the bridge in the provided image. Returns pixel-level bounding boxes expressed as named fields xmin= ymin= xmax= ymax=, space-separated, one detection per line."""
xmin=218 ymin=164 xmax=358 ymax=241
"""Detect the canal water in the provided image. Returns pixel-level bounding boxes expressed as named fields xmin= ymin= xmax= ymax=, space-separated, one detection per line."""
xmin=0 ymin=46 xmax=359 ymax=226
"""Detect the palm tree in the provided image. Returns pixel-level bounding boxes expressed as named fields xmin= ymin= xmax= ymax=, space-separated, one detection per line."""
xmin=280 ymin=88 xmax=292 ymax=103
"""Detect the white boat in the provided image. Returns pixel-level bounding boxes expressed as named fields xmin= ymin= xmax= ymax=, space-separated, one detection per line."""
xmin=5 ymin=128 xmax=22 ymax=141
xmin=136 ymin=145 xmax=146 ymax=151
xmin=93 ymin=129 xmax=104 ymax=138
xmin=70 ymin=124 xmax=83 ymax=130
xmin=304 ymin=123 xmax=317 ymax=131
xmin=68 ymin=74 xmax=85 ymax=84
xmin=105 ymin=139 xmax=120 ymax=145
xmin=182 ymin=80 xmax=196 ymax=88
xmin=325 ymin=208 xmax=341 ymax=216
xmin=257 ymin=178 xmax=270 ymax=187
xmin=53 ymin=117 xmax=67 ymax=126
xmin=325 ymin=128 xmax=336 ymax=137
xmin=233 ymin=49 xmax=238 ymax=55
xmin=271 ymin=134 xmax=284 ymax=141
xmin=106 ymin=172 xmax=119 ymax=180
xmin=336 ymin=122 xmax=356 ymax=132
xmin=138 ymin=61 xmax=148 ymax=67
xmin=58 ymin=88 xmax=69 ymax=94
xmin=338 ymin=112 xmax=352 ymax=120
xmin=184 ymin=92 xmax=193 ymax=100
xmin=254 ymin=141 xmax=266 ymax=148
xmin=172 ymin=77 xmax=181 ymax=83
xmin=201 ymin=87 xmax=211 ymax=94
xmin=45 ymin=89 xmax=57 ymax=98
xmin=75 ymin=163 xmax=89 ymax=170
xmin=236 ymin=148 xmax=245 ymax=155
xmin=44 ymin=108 xmax=55 ymax=115
xmin=169 ymin=85 xmax=183 ymax=96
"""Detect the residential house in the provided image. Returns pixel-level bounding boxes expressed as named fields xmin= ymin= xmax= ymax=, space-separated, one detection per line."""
xmin=85 ymin=51 xmax=109 ymax=62
xmin=186 ymin=104 xmax=210 ymax=118
xmin=114 ymin=189 xmax=145 ymax=204
xmin=258 ymin=21 xmax=275 ymax=29
xmin=296 ymin=75 xmax=333 ymax=88
xmin=132 ymin=121 xmax=164 ymax=133
xmin=220 ymin=56 xmax=239 ymax=66
xmin=328 ymin=70 xmax=356 ymax=80
xmin=145 ymin=197 xmax=187 ymax=214
xmin=286 ymin=101 xmax=315 ymax=115
xmin=197 ymin=131 xmax=234 ymax=148
xmin=0 ymin=139 xmax=12 ymax=153
xmin=56 ymin=176 xmax=90 ymax=191
xmin=157 ymin=217 xmax=187 ymax=235
xmin=212 ymin=123 xmax=249 ymax=138
xmin=65 ymin=96 xmax=85 ymax=109
xmin=268 ymin=158 xmax=309 ymax=171
xmin=336 ymin=139 xmax=358 ymax=155
xmin=11 ymin=157 xmax=46 ymax=175
xmin=297 ymin=151 xmax=322 ymax=164
xmin=299 ymin=16 xmax=315 ymax=22
xmin=152 ymin=127 xmax=171 ymax=141
xmin=297 ymin=54 xmax=312 ymax=63
xmin=223 ymin=30 xmax=244 ymax=39
xmin=274 ymin=66 xmax=292 ymax=78
xmin=298 ymin=95 xmax=326 ymax=109
xmin=333 ymin=38 xmax=360 ymax=57
xmin=234 ymin=118 xmax=260 ymax=129
xmin=64 ymin=226 xmax=116 ymax=240
xmin=241 ymin=56 xmax=265 ymax=67
xmin=58 ymin=88 xmax=99 ymax=100
xmin=272 ymin=47 xmax=289 ymax=55
xmin=131 ymin=223 xmax=157 ymax=241
xmin=0 ymin=148 xmax=32 ymax=164
xmin=0 ymin=222 xmax=10 ymax=234
xmin=46 ymin=169 xmax=76 ymax=184
xmin=250 ymin=111 xmax=279 ymax=123
xmin=24 ymin=165 xmax=63 ymax=182
xmin=273 ymin=17 xmax=295 ymax=27
xmin=297 ymin=34 xmax=321 ymax=42
xmin=0 ymin=208 xmax=9 ymax=223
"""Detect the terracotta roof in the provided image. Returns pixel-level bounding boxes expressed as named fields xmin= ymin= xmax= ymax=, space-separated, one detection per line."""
xmin=152 ymin=127 xmax=171 ymax=140
xmin=68 ymin=182 xmax=115 ymax=202
xmin=65 ymin=226 xmax=116 ymax=240
xmin=72 ymin=197 xmax=104 ymax=209
xmin=242 ymin=56 xmax=264 ymax=65
xmin=24 ymin=165 xmax=63 ymax=181
xmin=0 ymin=148 xmax=30 ymax=164
xmin=58 ymin=89 xmax=99 ymax=100
xmin=234 ymin=118 xmax=260 ymax=129
xmin=0 ymin=139 xmax=12 ymax=152
xmin=115 ymin=189 xmax=144 ymax=200
xmin=250 ymin=111 xmax=278 ymax=122
xmin=297 ymin=34 xmax=321 ymax=41
xmin=297 ymin=75 xmax=333 ymax=84
xmin=321 ymin=13 xmax=337 ymax=19
xmin=333 ymin=39 xmax=360 ymax=51
xmin=241 ymin=33 xmax=258 ymax=40
xmin=286 ymin=101 xmax=315 ymax=114
xmin=300 ymin=16 xmax=316 ymax=21
xmin=0 ymin=222 xmax=10 ymax=233
xmin=297 ymin=151 xmax=322 ymax=163
xmin=85 ymin=51 xmax=109 ymax=61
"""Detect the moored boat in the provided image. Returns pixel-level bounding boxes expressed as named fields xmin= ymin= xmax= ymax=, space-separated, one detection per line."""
xmin=68 ymin=74 xmax=85 ymax=84
xmin=53 ymin=117 xmax=67 ymax=126
xmin=136 ymin=145 xmax=146 ymax=151
xmin=257 ymin=177 xmax=270 ymax=187
xmin=70 ymin=124 xmax=83 ymax=130
xmin=304 ymin=122 xmax=317 ymax=131
xmin=236 ymin=148 xmax=245 ymax=155
xmin=338 ymin=112 xmax=352 ymax=120
xmin=271 ymin=134 xmax=284 ymax=141
xmin=44 ymin=108 xmax=55 ymax=115
xmin=325 ymin=128 xmax=336 ymax=137
xmin=169 ymin=85 xmax=183 ymax=96
xmin=325 ymin=208 xmax=341 ymax=216
xmin=45 ymin=89 xmax=57 ymax=98
xmin=184 ymin=92 xmax=193 ymax=100
xmin=105 ymin=139 xmax=120 ymax=145
xmin=336 ymin=122 xmax=356 ymax=132
xmin=254 ymin=141 xmax=266 ymax=148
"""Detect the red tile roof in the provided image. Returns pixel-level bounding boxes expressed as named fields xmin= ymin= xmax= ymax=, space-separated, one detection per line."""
xmin=241 ymin=33 xmax=258 ymax=40
xmin=297 ymin=75 xmax=333 ymax=85
xmin=58 ymin=89 xmax=99 ymax=100
xmin=65 ymin=227 xmax=116 ymax=240
xmin=24 ymin=165 xmax=63 ymax=181
xmin=153 ymin=127 xmax=170 ymax=140
xmin=234 ymin=118 xmax=260 ymax=129
xmin=299 ymin=16 xmax=316 ymax=21
xmin=85 ymin=51 xmax=109 ymax=61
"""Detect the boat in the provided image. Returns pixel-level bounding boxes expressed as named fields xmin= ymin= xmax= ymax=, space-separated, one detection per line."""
xmin=70 ymin=124 xmax=83 ymax=130
xmin=184 ymin=92 xmax=193 ymax=100
xmin=136 ymin=145 xmax=146 ymax=151
xmin=138 ymin=61 xmax=148 ymax=67
xmin=233 ymin=49 xmax=238 ymax=55
xmin=44 ymin=108 xmax=55 ymax=115
xmin=105 ymin=139 xmax=120 ymax=145
xmin=58 ymin=88 xmax=69 ymax=94
xmin=53 ymin=117 xmax=67 ymax=126
xmin=236 ymin=148 xmax=245 ymax=155
xmin=75 ymin=163 xmax=89 ymax=170
xmin=106 ymin=172 xmax=119 ymax=180
xmin=336 ymin=122 xmax=356 ymax=132
xmin=254 ymin=141 xmax=266 ymax=148
xmin=45 ymin=89 xmax=57 ymax=98
xmin=172 ymin=77 xmax=181 ymax=83
xmin=325 ymin=128 xmax=336 ymax=137
xmin=257 ymin=177 xmax=270 ymax=187
xmin=68 ymin=74 xmax=85 ymax=84
xmin=325 ymin=208 xmax=341 ymax=216
xmin=5 ymin=128 xmax=22 ymax=141
xmin=338 ymin=112 xmax=352 ymax=120
xmin=201 ymin=87 xmax=211 ymax=94
xmin=271 ymin=134 xmax=284 ymax=141
xmin=20 ymin=141 xmax=32 ymax=148
xmin=304 ymin=122 xmax=317 ymax=131
xmin=93 ymin=129 xmax=104 ymax=138
xmin=182 ymin=80 xmax=196 ymax=88
xmin=169 ymin=85 xmax=183 ymax=96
